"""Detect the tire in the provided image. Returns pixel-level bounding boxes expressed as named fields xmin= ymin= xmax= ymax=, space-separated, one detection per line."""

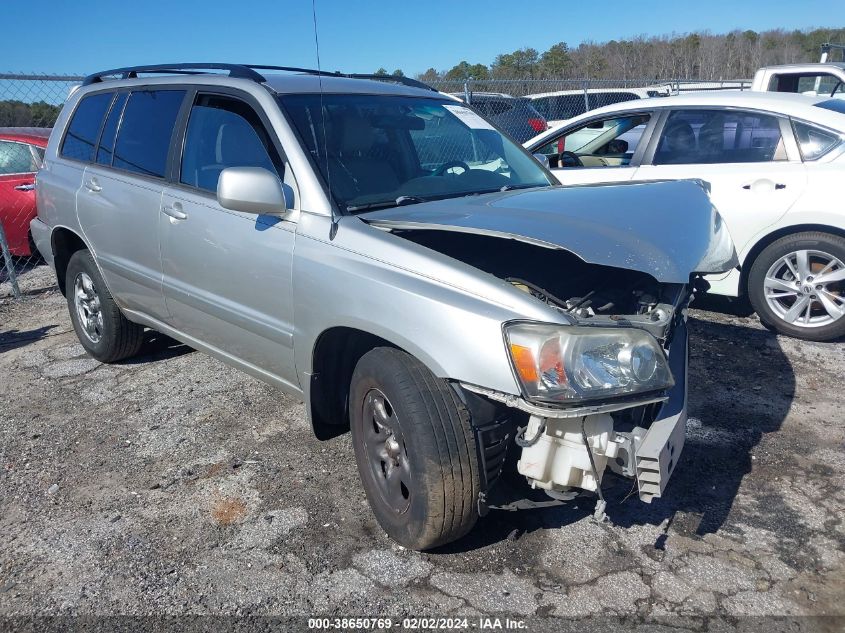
xmin=65 ymin=250 xmax=145 ymax=362
xmin=747 ymin=231 xmax=845 ymax=342
xmin=349 ymin=347 xmax=480 ymax=550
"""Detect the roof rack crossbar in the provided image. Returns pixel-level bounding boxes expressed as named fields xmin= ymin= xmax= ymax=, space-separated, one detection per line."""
xmin=82 ymin=63 xmax=267 ymax=86
xmin=81 ymin=63 xmax=438 ymax=92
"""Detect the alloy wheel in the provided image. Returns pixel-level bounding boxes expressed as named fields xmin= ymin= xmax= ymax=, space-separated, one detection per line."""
xmin=763 ymin=249 xmax=845 ymax=328
xmin=73 ymin=272 xmax=104 ymax=343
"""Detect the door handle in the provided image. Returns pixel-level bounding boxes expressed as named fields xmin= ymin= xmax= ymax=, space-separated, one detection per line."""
xmin=14 ymin=183 xmax=35 ymax=191
xmin=162 ymin=202 xmax=187 ymax=220
xmin=84 ymin=178 xmax=101 ymax=192
xmin=741 ymin=181 xmax=786 ymax=191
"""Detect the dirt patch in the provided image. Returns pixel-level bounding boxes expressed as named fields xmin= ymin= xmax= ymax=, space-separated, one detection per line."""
xmin=211 ymin=497 xmax=247 ymax=526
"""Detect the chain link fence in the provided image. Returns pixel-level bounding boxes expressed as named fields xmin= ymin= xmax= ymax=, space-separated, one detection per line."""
xmin=426 ymin=77 xmax=750 ymax=143
xmin=1 ymin=73 xmax=82 ymax=302
xmin=0 ymin=72 xmax=749 ymax=303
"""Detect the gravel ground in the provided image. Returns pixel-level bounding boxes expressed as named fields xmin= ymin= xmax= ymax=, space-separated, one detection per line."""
xmin=1 ymin=264 xmax=844 ymax=628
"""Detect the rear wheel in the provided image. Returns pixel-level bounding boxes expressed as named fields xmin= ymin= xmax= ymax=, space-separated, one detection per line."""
xmin=66 ymin=250 xmax=145 ymax=362
xmin=349 ymin=347 xmax=480 ymax=550
xmin=748 ymin=232 xmax=845 ymax=341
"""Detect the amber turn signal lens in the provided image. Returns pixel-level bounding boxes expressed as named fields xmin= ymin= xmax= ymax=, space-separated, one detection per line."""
xmin=510 ymin=343 xmax=538 ymax=383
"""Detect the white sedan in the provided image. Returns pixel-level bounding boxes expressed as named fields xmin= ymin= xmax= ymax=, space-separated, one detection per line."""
xmin=526 ymin=91 xmax=845 ymax=341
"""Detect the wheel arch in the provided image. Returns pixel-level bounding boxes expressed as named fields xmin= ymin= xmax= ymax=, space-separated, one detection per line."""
xmin=739 ymin=223 xmax=845 ymax=296
xmin=308 ymin=326 xmax=418 ymax=441
xmin=51 ymin=226 xmax=90 ymax=296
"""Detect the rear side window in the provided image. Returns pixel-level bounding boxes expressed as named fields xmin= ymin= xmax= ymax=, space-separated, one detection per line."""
xmin=96 ymin=93 xmax=128 ymax=166
xmin=0 ymin=141 xmax=37 ymax=174
xmin=792 ymin=120 xmax=841 ymax=160
xmin=61 ymin=92 xmax=113 ymax=162
xmin=654 ymin=109 xmax=786 ymax=165
xmin=113 ymin=90 xmax=185 ymax=178
xmin=180 ymin=94 xmax=279 ymax=193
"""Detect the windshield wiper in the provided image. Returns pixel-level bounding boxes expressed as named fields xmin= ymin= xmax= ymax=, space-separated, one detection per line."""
xmin=346 ymin=195 xmax=427 ymax=213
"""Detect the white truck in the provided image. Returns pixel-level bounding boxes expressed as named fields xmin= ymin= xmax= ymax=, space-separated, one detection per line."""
xmin=751 ymin=43 xmax=845 ymax=98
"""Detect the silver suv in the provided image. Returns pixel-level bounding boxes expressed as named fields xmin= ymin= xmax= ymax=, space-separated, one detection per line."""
xmin=31 ymin=64 xmax=736 ymax=550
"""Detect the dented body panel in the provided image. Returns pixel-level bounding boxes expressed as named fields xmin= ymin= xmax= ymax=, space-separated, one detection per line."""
xmin=363 ymin=180 xmax=738 ymax=284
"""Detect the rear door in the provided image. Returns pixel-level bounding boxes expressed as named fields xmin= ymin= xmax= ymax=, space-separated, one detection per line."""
xmin=75 ymin=88 xmax=186 ymax=320
xmin=0 ymin=140 xmax=40 ymax=255
xmin=159 ymin=90 xmax=298 ymax=389
xmin=634 ymin=108 xmax=807 ymax=257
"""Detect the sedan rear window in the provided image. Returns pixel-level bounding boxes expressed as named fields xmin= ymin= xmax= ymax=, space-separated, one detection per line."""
xmin=792 ymin=120 xmax=841 ymax=160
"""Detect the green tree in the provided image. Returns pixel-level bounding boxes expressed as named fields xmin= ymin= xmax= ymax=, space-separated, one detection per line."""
xmin=417 ymin=68 xmax=441 ymax=83
xmin=391 ymin=69 xmax=405 ymax=77
xmin=444 ymin=61 xmax=489 ymax=80
xmin=491 ymin=48 xmax=539 ymax=79
xmin=374 ymin=67 xmax=388 ymax=76
xmin=539 ymin=42 xmax=572 ymax=77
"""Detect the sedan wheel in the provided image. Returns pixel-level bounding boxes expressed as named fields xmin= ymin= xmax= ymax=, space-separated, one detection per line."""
xmin=763 ymin=249 xmax=845 ymax=328
xmin=749 ymin=232 xmax=845 ymax=341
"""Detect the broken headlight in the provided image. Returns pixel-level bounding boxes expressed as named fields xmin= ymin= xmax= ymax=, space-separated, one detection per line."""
xmin=504 ymin=322 xmax=674 ymax=404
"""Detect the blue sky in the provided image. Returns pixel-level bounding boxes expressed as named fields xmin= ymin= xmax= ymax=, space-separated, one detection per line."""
xmin=5 ymin=0 xmax=838 ymax=76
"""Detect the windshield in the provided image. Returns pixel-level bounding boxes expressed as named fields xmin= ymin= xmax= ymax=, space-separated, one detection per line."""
xmin=279 ymin=94 xmax=552 ymax=212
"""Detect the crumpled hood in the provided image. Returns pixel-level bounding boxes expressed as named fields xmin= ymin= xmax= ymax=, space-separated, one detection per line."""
xmin=362 ymin=180 xmax=738 ymax=284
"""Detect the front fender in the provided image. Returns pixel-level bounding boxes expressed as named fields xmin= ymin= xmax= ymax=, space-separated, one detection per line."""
xmin=292 ymin=213 xmax=567 ymax=396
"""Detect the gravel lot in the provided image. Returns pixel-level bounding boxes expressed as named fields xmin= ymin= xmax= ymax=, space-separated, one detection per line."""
xmin=1 ymin=265 xmax=844 ymax=628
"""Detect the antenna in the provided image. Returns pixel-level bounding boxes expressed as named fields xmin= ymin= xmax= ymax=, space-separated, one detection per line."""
xmin=312 ymin=0 xmax=338 ymax=239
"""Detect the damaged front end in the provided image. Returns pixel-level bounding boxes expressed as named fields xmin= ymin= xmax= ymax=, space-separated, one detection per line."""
xmin=362 ymin=180 xmax=736 ymax=514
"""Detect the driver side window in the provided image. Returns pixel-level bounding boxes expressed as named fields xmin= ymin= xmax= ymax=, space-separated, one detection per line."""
xmin=537 ymin=114 xmax=650 ymax=169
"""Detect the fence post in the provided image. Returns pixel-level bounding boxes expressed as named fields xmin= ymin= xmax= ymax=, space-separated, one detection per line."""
xmin=0 ymin=221 xmax=21 ymax=299
xmin=464 ymin=78 xmax=472 ymax=104
xmin=581 ymin=80 xmax=589 ymax=114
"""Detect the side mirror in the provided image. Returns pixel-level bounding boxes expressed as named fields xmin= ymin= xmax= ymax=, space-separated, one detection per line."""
xmin=217 ymin=167 xmax=287 ymax=215
xmin=532 ymin=153 xmax=550 ymax=168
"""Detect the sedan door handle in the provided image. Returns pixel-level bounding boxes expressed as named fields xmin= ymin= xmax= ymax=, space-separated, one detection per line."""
xmin=84 ymin=178 xmax=102 ymax=192
xmin=742 ymin=180 xmax=786 ymax=191
xmin=14 ymin=183 xmax=35 ymax=191
xmin=162 ymin=203 xmax=187 ymax=220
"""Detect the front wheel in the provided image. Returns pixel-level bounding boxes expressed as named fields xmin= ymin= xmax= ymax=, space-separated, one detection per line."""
xmin=748 ymin=231 xmax=845 ymax=341
xmin=349 ymin=347 xmax=480 ymax=550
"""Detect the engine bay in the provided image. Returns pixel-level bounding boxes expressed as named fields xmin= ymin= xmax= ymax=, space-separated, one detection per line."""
xmin=394 ymin=230 xmax=688 ymax=339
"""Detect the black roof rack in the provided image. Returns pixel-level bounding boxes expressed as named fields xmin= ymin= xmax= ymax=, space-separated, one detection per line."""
xmin=81 ymin=63 xmax=438 ymax=92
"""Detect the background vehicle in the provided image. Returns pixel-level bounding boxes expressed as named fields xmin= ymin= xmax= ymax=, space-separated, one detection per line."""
xmin=527 ymin=87 xmax=669 ymax=128
xmin=452 ymin=92 xmax=548 ymax=142
xmin=0 ymin=127 xmax=49 ymax=256
xmin=527 ymin=91 xmax=845 ymax=341
xmin=751 ymin=43 xmax=845 ymax=98
xmin=33 ymin=63 xmax=735 ymax=550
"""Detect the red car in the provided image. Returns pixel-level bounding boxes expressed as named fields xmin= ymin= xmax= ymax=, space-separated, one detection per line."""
xmin=0 ymin=128 xmax=50 ymax=257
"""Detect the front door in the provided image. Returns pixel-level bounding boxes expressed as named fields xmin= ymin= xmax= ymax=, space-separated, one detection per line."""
xmin=533 ymin=111 xmax=657 ymax=185
xmin=159 ymin=91 xmax=298 ymax=389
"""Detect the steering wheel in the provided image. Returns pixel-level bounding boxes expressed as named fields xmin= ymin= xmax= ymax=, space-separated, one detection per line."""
xmin=831 ymin=80 xmax=843 ymax=97
xmin=558 ymin=151 xmax=583 ymax=168
xmin=434 ymin=160 xmax=470 ymax=176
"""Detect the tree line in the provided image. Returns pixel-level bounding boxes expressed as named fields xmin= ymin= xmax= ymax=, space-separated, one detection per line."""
xmin=390 ymin=27 xmax=845 ymax=83
xmin=0 ymin=100 xmax=63 ymax=127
